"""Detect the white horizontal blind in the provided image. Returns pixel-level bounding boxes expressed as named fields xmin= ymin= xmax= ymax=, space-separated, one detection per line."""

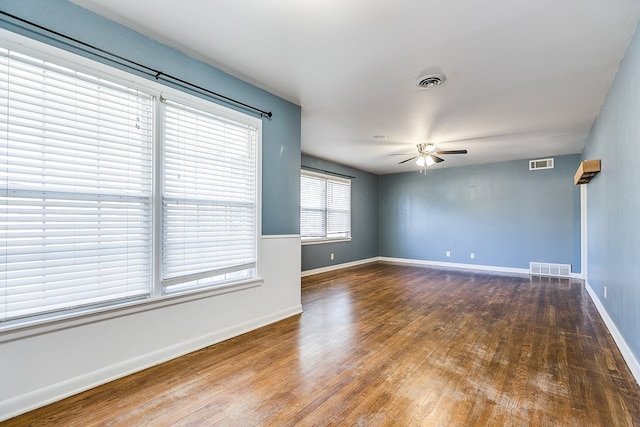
xmin=162 ymin=99 xmax=257 ymax=293
xmin=300 ymin=174 xmax=326 ymax=240
xmin=300 ymin=171 xmax=351 ymax=241
xmin=326 ymin=179 xmax=351 ymax=238
xmin=0 ymin=48 xmax=154 ymax=322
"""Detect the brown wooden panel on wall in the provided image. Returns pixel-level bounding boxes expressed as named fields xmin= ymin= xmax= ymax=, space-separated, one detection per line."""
xmin=574 ymin=159 xmax=601 ymax=185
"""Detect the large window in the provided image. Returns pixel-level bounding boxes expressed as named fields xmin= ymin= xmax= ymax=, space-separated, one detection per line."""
xmin=300 ymin=170 xmax=351 ymax=243
xmin=0 ymin=32 xmax=260 ymax=326
xmin=161 ymin=100 xmax=257 ymax=294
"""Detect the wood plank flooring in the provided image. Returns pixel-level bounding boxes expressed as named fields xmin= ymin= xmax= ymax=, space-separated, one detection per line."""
xmin=5 ymin=263 xmax=640 ymax=426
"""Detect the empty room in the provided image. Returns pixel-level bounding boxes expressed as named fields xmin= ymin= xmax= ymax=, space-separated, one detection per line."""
xmin=1 ymin=0 xmax=640 ymax=425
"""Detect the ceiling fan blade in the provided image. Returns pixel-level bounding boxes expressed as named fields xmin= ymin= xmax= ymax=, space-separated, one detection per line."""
xmin=434 ymin=149 xmax=468 ymax=155
xmin=430 ymin=155 xmax=445 ymax=163
xmin=390 ymin=153 xmax=418 ymax=156
xmin=398 ymin=155 xmax=418 ymax=164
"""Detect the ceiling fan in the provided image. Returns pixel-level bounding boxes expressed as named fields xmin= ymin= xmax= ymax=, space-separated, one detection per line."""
xmin=396 ymin=143 xmax=467 ymax=171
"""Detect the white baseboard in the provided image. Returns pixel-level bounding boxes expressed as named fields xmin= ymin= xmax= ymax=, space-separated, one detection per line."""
xmin=378 ymin=256 xmax=530 ymax=275
xmin=0 ymin=305 xmax=302 ymax=422
xmin=302 ymin=256 xmax=582 ymax=280
xmin=302 ymin=256 xmax=581 ymax=279
xmin=301 ymin=257 xmax=378 ymax=277
xmin=584 ymin=282 xmax=640 ymax=386
xmin=379 ymin=257 xmax=584 ymax=279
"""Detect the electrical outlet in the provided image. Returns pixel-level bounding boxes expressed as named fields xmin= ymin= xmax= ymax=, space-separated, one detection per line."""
xmin=330 ymin=253 xmax=334 ymax=260
xmin=446 ymin=251 xmax=451 ymax=257
xmin=470 ymin=252 xmax=475 ymax=259
xmin=604 ymin=286 xmax=607 ymax=299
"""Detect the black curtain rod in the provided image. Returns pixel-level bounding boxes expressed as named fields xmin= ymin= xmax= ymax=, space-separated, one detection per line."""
xmin=302 ymin=165 xmax=355 ymax=180
xmin=0 ymin=11 xmax=273 ymax=119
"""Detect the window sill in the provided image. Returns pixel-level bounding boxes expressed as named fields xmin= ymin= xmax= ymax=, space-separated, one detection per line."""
xmin=301 ymin=238 xmax=352 ymax=246
xmin=0 ymin=278 xmax=263 ymax=344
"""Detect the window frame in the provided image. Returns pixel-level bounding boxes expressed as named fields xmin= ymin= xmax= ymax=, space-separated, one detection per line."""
xmin=159 ymin=97 xmax=259 ymax=295
xmin=0 ymin=28 xmax=263 ymax=336
xmin=300 ymin=169 xmax=352 ymax=245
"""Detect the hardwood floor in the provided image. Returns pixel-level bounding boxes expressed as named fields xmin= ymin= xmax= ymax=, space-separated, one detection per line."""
xmin=5 ymin=263 xmax=640 ymax=426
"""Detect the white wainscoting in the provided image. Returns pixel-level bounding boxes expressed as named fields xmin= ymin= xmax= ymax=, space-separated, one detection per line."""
xmin=0 ymin=235 xmax=302 ymax=421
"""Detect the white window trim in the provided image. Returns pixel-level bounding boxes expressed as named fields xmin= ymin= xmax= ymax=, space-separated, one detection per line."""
xmin=300 ymin=169 xmax=352 ymax=244
xmin=0 ymin=28 xmax=263 ymax=336
xmin=0 ymin=277 xmax=263 ymax=344
xmin=301 ymin=237 xmax=352 ymax=246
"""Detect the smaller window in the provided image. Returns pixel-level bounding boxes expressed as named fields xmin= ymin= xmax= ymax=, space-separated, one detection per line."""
xmin=300 ymin=170 xmax=351 ymax=243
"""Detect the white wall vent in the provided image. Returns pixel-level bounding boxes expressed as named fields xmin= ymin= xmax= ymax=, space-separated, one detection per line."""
xmin=529 ymin=158 xmax=554 ymax=170
xmin=530 ymin=262 xmax=571 ymax=278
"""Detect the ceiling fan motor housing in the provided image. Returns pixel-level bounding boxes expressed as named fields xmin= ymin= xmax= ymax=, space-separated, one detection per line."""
xmin=417 ymin=142 xmax=436 ymax=153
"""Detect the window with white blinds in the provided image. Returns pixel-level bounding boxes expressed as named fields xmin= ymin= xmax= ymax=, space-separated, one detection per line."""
xmin=300 ymin=171 xmax=351 ymax=242
xmin=0 ymin=47 xmax=154 ymax=322
xmin=0 ymin=33 xmax=260 ymax=326
xmin=162 ymin=100 xmax=257 ymax=294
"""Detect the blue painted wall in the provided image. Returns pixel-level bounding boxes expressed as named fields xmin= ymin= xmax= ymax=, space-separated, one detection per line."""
xmin=0 ymin=0 xmax=301 ymax=236
xmin=378 ymin=155 xmax=581 ymax=271
xmin=301 ymin=155 xmax=379 ymax=271
xmin=582 ymin=23 xmax=640 ymax=361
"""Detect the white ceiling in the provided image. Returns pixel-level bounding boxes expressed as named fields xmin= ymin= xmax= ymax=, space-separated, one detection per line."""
xmin=72 ymin=0 xmax=640 ymax=174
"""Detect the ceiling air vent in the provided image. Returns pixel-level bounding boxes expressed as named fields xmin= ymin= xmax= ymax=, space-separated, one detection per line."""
xmin=416 ymin=73 xmax=446 ymax=89
xmin=529 ymin=158 xmax=554 ymax=171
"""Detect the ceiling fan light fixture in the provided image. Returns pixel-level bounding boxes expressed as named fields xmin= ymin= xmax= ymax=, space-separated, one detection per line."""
xmin=398 ymin=141 xmax=467 ymax=170
xmin=416 ymin=73 xmax=446 ymax=89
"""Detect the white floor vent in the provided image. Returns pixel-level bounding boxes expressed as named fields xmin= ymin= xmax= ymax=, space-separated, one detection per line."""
xmin=530 ymin=262 xmax=571 ymax=278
